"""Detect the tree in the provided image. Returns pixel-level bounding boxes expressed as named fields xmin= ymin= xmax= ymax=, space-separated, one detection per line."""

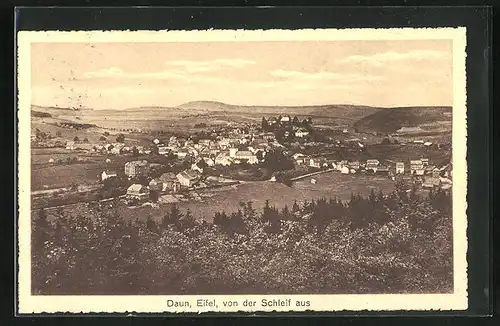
xmin=99 ymin=136 xmax=107 ymax=141
xmin=73 ymin=136 xmax=79 ymax=142
xmin=83 ymin=137 xmax=89 ymax=142
xmin=146 ymin=215 xmax=158 ymax=233
xmin=292 ymin=116 xmax=300 ymax=126
xmin=381 ymin=138 xmax=391 ymax=145
xmin=149 ymin=190 xmax=159 ymax=203
xmin=104 ymin=131 xmax=110 ymax=136
xmin=56 ymin=131 xmax=62 ymax=137
xmin=162 ymin=204 xmax=183 ymax=229
xmin=116 ymin=133 xmax=125 ymax=143
xmin=261 ymin=117 xmax=269 ymax=131
xmin=179 ymin=208 xmax=196 ymax=231
xmin=132 ymin=146 xmax=139 ymax=157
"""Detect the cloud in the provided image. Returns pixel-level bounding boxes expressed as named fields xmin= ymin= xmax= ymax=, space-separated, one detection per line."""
xmin=165 ymin=58 xmax=256 ymax=73
xmin=341 ymin=50 xmax=450 ymax=66
xmin=83 ymin=67 xmax=190 ymax=81
xmin=271 ymin=69 xmax=385 ymax=82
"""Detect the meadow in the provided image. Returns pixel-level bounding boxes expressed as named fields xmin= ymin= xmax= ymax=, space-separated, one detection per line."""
xmin=41 ymin=172 xmax=396 ymax=224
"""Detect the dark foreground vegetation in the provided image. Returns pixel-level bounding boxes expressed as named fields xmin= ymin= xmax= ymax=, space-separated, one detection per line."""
xmin=32 ymin=181 xmax=452 ymax=295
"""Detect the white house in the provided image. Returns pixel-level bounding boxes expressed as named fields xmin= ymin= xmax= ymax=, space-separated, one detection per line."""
xmin=366 ymin=159 xmax=380 ymax=172
xmin=176 ymin=170 xmax=201 ymax=187
xmin=158 ymin=146 xmax=169 ymax=155
xmin=340 ymin=166 xmax=350 ymax=174
xmin=158 ymin=172 xmax=181 ymax=192
xmin=396 ymin=162 xmax=405 ymax=174
xmin=153 ymin=138 xmax=160 ymax=145
xmin=215 ymin=152 xmax=232 ymax=166
xmin=176 ymin=150 xmax=189 ymax=159
xmin=126 ymin=184 xmax=148 ymax=198
xmin=101 ymin=170 xmax=118 ymax=181
xmin=280 ymin=116 xmax=291 ymax=123
xmin=202 ymin=157 xmax=215 ymax=167
xmin=410 ymin=160 xmax=425 ymax=175
xmin=65 ymin=141 xmax=75 ymax=150
xmin=234 ymin=150 xmax=256 ymax=161
xmin=295 ymin=129 xmax=310 ymax=138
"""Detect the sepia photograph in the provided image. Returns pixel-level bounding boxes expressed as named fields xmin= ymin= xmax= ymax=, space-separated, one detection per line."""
xmin=17 ymin=28 xmax=468 ymax=313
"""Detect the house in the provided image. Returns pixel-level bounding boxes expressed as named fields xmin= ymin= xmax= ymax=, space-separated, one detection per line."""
xmin=293 ymin=153 xmax=306 ymax=165
xmin=153 ymin=138 xmax=160 ymax=145
xmin=262 ymin=132 xmax=276 ymax=141
xmin=336 ymin=160 xmax=348 ymax=171
xmin=158 ymin=172 xmax=181 ymax=192
xmin=340 ymin=166 xmax=350 ymax=174
xmin=176 ymin=150 xmax=189 ymax=159
xmin=234 ymin=150 xmax=256 ymax=161
xmin=215 ymin=152 xmax=232 ymax=166
xmin=202 ymin=157 xmax=215 ymax=167
xmin=348 ymin=161 xmax=360 ymax=170
xmin=366 ymin=159 xmax=380 ymax=172
xmin=126 ymin=184 xmax=148 ymax=198
xmin=422 ymin=177 xmax=441 ymax=189
xmin=396 ymin=162 xmax=405 ymax=174
xmin=101 ymin=170 xmax=117 ymax=181
xmin=413 ymin=140 xmax=425 ymax=144
xmin=176 ymin=170 xmax=201 ymax=187
xmin=410 ymin=160 xmax=424 ymax=175
xmin=431 ymin=167 xmax=441 ymax=178
xmin=293 ymin=153 xmax=304 ymax=160
xmin=376 ymin=166 xmax=390 ymax=175
xmin=295 ymin=129 xmax=310 ymax=138
xmin=421 ymin=158 xmax=429 ymax=166
xmin=198 ymin=139 xmax=212 ymax=147
xmin=229 ymin=147 xmax=238 ymax=158
xmin=424 ymin=141 xmax=433 ymax=147
xmin=309 ymin=158 xmax=326 ymax=169
xmin=158 ymin=146 xmax=169 ymax=155
xmin=280 ymin=116 xmax=291 ymax=123
xmin=65 ymin=141 xmax=75 ymax=150
xmin=246 ymin=156 xmax=258 ymax=165
xmin=124 ymin=160 xmax=149 ymax=178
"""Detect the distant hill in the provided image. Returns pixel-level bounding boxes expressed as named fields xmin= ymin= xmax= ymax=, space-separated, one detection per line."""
xmin=31 ymin=105 xmax=88 ymax=112
xmin=177 ymin=101 xmax=383 ymax=120
xmin=353 ymin=106 xmax=453 ymax=134
xmin=31 ymin=110 xmax=52 ymax=118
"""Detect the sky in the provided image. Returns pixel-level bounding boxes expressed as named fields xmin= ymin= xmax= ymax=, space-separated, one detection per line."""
xmin=30 ymin=40 xmax=453 ymax=109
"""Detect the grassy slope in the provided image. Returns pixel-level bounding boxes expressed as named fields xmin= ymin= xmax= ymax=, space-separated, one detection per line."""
xmin=353 ymin=106 xmax=452 ymax=134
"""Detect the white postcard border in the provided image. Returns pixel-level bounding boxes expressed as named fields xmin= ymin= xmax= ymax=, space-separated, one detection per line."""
xmin=17 ymin=27 xmax=468 ymax=314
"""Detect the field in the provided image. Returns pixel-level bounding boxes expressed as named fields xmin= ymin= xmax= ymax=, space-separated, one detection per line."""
xmin=41 ymin=172 xmax=396 ymax=225
xmin=31 ymin=147 xmax=159 ymax=190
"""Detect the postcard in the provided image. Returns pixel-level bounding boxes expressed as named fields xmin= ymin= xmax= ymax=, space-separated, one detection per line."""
xmin=17 ymin=27 xmax=468 ymax=313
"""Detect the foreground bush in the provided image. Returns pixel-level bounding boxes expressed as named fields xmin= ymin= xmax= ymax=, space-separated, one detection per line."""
xmin=32 ymin=183 xmax=452 ymax=295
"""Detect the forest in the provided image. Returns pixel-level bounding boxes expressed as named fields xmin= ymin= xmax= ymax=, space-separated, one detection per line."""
xmin=31 ymin=181 xmax=453 ymax=295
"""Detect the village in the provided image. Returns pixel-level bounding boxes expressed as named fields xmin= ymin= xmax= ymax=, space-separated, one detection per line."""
xmin=31 ymin=114 xmax=453 ymax=209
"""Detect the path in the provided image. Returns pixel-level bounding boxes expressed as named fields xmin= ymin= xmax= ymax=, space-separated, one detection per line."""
xmin=290 ymin=169 xmax=337 ymax=182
